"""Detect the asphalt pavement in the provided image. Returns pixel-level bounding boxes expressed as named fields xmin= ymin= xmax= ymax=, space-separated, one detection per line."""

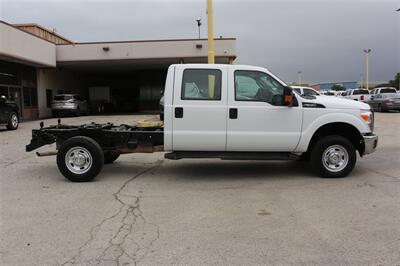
xmin=0 ymin=113 xmax=399 ymax=265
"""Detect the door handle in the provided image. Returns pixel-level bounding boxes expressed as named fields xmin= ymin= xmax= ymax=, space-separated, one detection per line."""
xmin=175 ymin=107 xmax=183 ymax=118
xmin=229 ymin=108 xmax=238 ymax=119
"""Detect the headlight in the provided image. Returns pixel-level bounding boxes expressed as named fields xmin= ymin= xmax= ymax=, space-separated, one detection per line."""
xmin=360 ymin=110 xmax=374 ymax=132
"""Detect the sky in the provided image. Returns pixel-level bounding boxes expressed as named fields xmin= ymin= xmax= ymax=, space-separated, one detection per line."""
xmin=1 ymin=0 xmax=399 ymax=84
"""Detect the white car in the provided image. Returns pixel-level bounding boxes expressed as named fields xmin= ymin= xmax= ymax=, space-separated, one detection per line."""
xmin=27 ymin=64 xmax=378 ymax=181
xmin=291 ymin=86 xmax=320 ymax=97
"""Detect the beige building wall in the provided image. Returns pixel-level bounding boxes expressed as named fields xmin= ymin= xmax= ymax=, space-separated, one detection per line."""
xmin=37 ymin=69 xmax=86 ymax=118
xmin=56 ymin=39 xmax=236 ymax=63
xmin=0 ymin=21 xmax=56 ymax=67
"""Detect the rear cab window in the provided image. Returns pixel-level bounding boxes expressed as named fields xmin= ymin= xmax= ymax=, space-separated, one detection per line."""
xmin=380 ymin=88 xmax=397 ymax=94
xmin=353 ymin=89 xmax=369 ymax=95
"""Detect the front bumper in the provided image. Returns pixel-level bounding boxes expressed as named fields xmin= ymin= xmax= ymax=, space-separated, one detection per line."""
xmin=362 ymin=133 xmax=378 ymax=155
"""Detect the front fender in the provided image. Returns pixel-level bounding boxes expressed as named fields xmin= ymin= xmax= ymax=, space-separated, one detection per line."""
xmin=295 ymin=111 xmax=369 ymax=152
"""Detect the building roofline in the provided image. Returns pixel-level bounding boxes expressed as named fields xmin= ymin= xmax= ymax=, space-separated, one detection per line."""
xmin=1 ymin=20 xmax=236 ymax=47
xmin=0 ymin=20 xmax=57 ymax=45
xmin=13 ymin=22 xmax=73 ymax=43
xmin=57 ymin=37 xmax=237 ymax=46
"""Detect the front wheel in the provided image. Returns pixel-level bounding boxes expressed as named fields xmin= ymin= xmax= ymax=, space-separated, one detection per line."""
xmin=57 ymin=136 xmax=104 ymax=182
xmin=310 ymin=135 xmax=356 ymax=178
xmin=6 ymin=112 xmax=19 ymax=130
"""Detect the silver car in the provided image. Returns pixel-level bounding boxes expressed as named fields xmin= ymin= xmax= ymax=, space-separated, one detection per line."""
xmin=367 ymin=93 xmax=400 ymax=112
xmin=51 ymin=94 xmax=88 ymax=117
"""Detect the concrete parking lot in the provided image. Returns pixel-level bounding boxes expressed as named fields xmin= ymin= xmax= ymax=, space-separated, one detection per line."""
xmin=1 ymin=113 xmax=399 ymax=265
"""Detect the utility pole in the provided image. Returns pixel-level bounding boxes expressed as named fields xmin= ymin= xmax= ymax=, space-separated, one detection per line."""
xmin=196 ymin=18 xmax=202 ymax=39
xmin=364 ymin=49 xmax=371 ymax=90
xmin=207 ymin=0 xmax=215 ymax=64
xmin=297 ymin=71 xmax=302 ymax=86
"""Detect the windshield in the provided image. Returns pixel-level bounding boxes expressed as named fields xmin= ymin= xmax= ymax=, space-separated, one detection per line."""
xmin=353 ymin=89 xmax=369 ymax=95
xmin=303 ymin=88 xmax=319 ymax=96
xmin=54 ymin=95 xmax=73 ymax=101
xmin=293 ymin=88 xmax=301 ymax=95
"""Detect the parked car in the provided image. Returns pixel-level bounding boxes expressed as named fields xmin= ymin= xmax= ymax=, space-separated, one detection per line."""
xmin=27 ymin=64 xmax=378 ymax=182
xmin=291 ymin=86 xmax=320 ymax=97
xmin=370 ymin=87 xmax=398 ymax=97
xmin=367 ymin=93 xmax=400 ymax=112
xmin=344 ymin=89 xmax=371 ymax=102
xmin=51 ymin=94 xmax=88 ymax=117
xmin=0 ymin=95 xmax=19 ymax=130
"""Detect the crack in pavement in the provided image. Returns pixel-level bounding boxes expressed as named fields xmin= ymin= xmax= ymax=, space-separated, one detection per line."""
xmin=62 ymin=160 xmax=163 ymax=266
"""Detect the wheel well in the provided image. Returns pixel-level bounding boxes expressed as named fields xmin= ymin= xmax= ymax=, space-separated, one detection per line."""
xmin=308 ymin=123 xmax=364 ymax=154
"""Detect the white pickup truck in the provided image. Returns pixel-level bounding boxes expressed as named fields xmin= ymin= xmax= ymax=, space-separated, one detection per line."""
xmin=26 ymin=64 xmax=378 ymax=182
xmin=343 ymin=89 xmax=371 ymax=102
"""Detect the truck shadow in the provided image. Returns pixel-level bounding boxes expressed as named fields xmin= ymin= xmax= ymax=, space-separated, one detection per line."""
xmin=101 ymin=159 xmax=321 ymax=183
xmin=157 ymin=160 xmax=315 ymax=181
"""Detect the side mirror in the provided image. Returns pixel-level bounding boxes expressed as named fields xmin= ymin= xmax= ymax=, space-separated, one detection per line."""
xmin=283 ymin=86 xmax=293 ymax=106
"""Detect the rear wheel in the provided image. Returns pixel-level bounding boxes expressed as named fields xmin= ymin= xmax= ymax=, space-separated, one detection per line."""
xmin=310 ymin=135 xmax=356 ymax=178
xmin=6 ymin=112 xmax=18 ymax=130
xmin=57 ymin=136 xmax=104 ymax=182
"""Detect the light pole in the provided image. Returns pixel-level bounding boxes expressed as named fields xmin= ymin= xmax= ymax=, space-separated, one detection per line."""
xmin=195 ymin=18 xmax=202 ymax=39
xmin=207 ymin=0 xmax=215 ymax=64
xmin=364 ymin=49 xmax=371 ymax=90
xmin=297 ymin=71 xmax=302 ymax=86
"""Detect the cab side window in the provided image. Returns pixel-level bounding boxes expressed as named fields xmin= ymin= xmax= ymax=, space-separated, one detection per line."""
xmin=181 ymin=69 xmax=222 ymax=100
xmin=234 ymin=70 xmax=285 ymax=106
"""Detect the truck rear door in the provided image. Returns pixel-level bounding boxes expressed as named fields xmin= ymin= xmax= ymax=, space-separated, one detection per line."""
xmin=172 ymin=65 xmax=228 ymax=151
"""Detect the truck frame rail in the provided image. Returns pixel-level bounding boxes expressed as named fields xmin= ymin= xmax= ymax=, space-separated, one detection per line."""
xmin=26 ymin=121 xmax=164 ymax=153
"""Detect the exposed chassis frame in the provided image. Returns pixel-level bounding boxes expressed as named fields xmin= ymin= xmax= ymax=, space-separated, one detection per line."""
xmin=26 ymin=122 xmax=164 ymax=154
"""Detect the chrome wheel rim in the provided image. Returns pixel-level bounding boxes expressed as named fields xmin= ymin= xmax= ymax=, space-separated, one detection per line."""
xmin=322 ymin=145 xmax=349 ymax=172
xmin=11 ymin=114 xmax=18 ymax=127
xmin=65 ymin=147 xmax=92 ymax=174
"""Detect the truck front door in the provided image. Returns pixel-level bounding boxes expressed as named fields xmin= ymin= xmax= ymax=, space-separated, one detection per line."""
xmin=227 ymin=68 xmax=302 ymax=152
xmin=172 ymin=65 xmax=228 ymax=151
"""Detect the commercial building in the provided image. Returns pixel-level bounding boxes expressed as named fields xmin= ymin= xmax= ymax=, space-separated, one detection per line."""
xmin=311 ymin=81 xmax=358 ymax=91
xmin=0 ymin=21 xmax=236 ymax=119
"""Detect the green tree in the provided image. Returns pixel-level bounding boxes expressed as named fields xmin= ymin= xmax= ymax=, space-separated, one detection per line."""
xmin=331 ymin=84 xmax=346 ymax=91
xmin=388 ymin=73 xmax=400 ymax=89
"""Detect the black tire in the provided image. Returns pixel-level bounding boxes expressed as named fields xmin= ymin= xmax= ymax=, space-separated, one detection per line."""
xmin=310 ymin=135 xmax=356 ymax=178
xmin=104 ymin=152 xmax=120 ymax=164
xmin=377 ymin=104 xmax=383 ymax=112
xmin=76 ymin=107 xmax=80 ymax=117
xmin=57 ymin=136 xmax=104 ymax=182
xmin=6 ymin=112 xmax=18 ymax=130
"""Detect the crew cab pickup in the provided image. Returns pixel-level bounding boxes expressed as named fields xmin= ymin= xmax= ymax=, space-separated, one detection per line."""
xmin=26 ymin=64 xmax=378 ymax=182
xmin=344 ymin=89 xmax=371 ymax=102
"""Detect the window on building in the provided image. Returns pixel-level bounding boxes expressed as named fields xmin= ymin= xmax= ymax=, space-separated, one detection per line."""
xmin=46 ymin=89 xmax=53 ymax=108
xmin=181 ymin=69 xmax=222 ymax=100
xmin=23 ymin=87 xmax=38 ymax=107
